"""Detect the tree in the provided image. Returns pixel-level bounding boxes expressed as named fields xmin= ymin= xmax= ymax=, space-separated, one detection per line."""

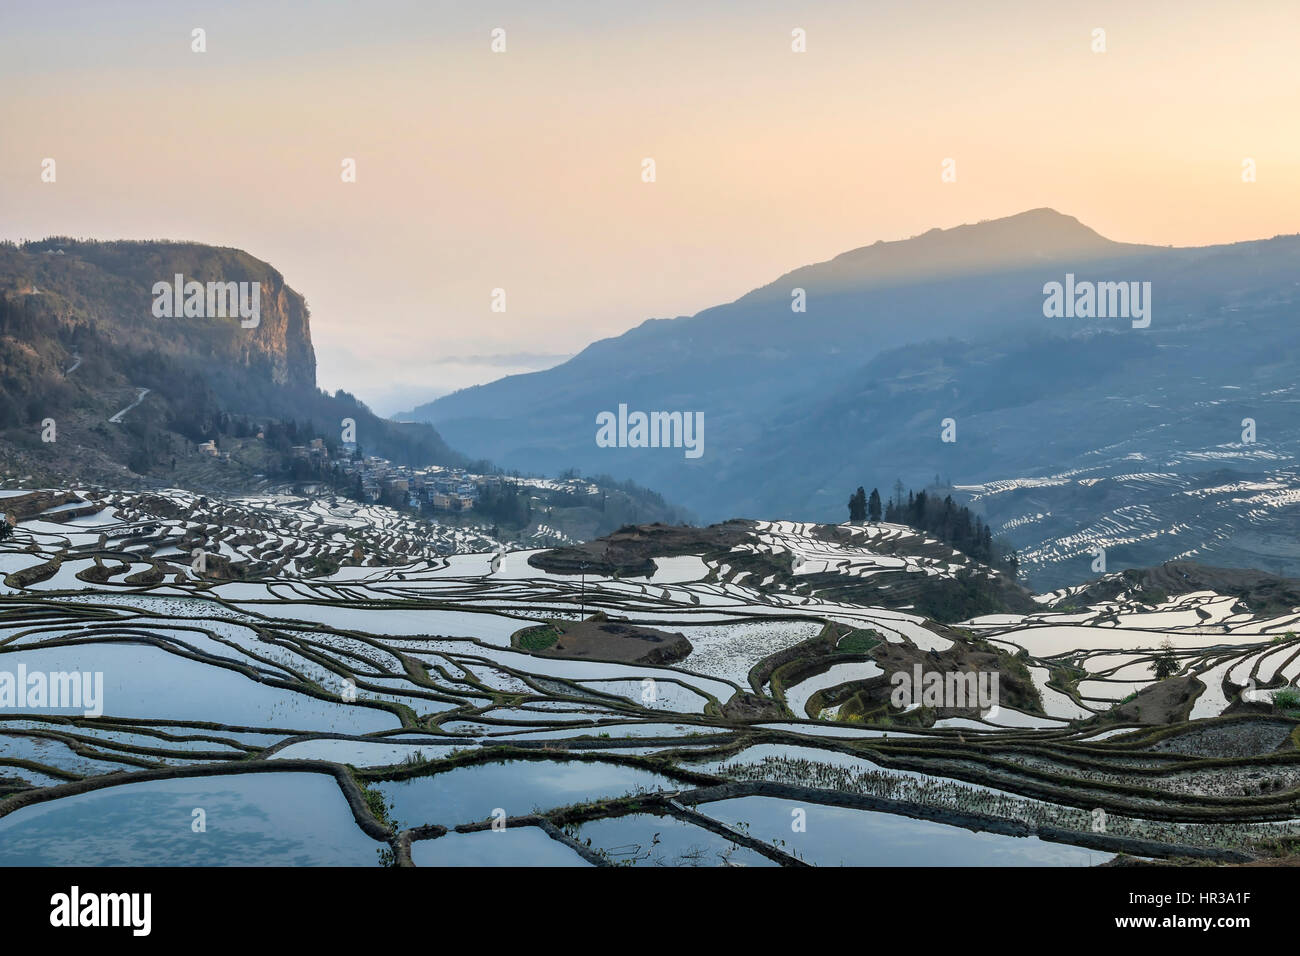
xmin=867 ymin=488 xmax=882 ymax=522
xmin=872 ymin=481 xmax=1018 ymax=574
xmin=1150 ymin=639 xmax=1179 ymax=680
xmin=848 ymin=487 xmax=867 ymax=523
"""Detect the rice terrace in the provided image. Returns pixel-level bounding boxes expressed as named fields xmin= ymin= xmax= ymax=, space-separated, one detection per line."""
xmin=2 ymin=0 xmax=1296 ymax=939
xmin=3 ymin=486 xmax=1300 ymax=869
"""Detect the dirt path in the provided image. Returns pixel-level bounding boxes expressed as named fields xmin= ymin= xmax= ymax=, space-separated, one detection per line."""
xmin=108 ymin=387 xmax=150 ymax=423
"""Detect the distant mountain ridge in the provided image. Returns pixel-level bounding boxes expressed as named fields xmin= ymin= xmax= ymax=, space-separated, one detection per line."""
xmin=414 ymin=208 xmax=1148 ymax=423
xmin=749 ymin=207 xmax=1150 ymax=296
xmin=406 ymin=209 xmax=1300 ymax=587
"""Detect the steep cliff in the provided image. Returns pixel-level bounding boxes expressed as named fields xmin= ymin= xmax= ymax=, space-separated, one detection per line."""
xmin=0 ymin=237 xmax=458 ymax=484
xmin=2 ymin=238 xmax=316 ymax=394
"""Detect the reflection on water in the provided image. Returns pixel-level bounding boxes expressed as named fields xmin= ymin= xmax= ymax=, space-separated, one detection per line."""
xmin=0 ymin=772 xmax=381 ymax=866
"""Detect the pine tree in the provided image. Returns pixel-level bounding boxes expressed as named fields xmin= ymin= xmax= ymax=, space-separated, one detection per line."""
xmin=867 ymin=488 xmax=882 ymax=522
xmin=848 ymin=487 xmax=867 ymax=522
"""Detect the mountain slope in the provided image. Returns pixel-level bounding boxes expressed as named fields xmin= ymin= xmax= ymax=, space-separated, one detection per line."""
xmin=406 ymin=210 xmax=1300 ymax=587
xmin=0 ymin=238 xmax=460 ymax=483
xmin=415 ymin=208 xmax=1151 ymax=427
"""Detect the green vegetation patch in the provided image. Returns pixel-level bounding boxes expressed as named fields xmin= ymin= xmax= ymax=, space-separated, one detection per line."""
xmin=516 ymin=623 xmax=563 ymax=651
xmin=836 ymin=629 xmax=881 ymax=655
xmin=1272 ymin=687 xmax=1300 ymax=714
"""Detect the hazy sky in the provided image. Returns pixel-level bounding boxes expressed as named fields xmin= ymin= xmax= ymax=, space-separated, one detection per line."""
xmin=3 ymin=0 xmax=1297 ymax=414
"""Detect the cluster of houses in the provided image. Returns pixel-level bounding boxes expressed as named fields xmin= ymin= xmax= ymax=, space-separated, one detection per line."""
xmin=194 ymin=434 xmax=512 ymax=515
xmin=290 ymin=438 xmax=330 ymax=466
xmin=331 ymin=452 xmax=505 ymax=511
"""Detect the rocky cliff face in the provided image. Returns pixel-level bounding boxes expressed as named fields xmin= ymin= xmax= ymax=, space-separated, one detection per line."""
xmin=0 ymin=237 xmax=466 ymax=484
xmin=0 ymin=238 xmax=317 ymax=393
xmin=237 ymin=266 xmax=316 ymax=390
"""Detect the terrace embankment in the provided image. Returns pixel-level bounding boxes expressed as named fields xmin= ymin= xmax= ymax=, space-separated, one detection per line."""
xmin=1125 ymin=716 xmax=1297 ymax=759
xmin=809 ymin=525 xmax=1038 ymax=620
xmin=756 ymin=621 xmax=1042 ymax=723
xmin=0 ymin=490 xmax=84 ymax=521
xmin=1067 ymin=561 xmax=1300 ymax=615
xmin=1098 ymin=675 xmax=1201 ymax=725
xmin=530 ymin=518 xmax=1038 ymax=622
xmin=512 ymin=615 xmax=692 ymax=665
xmin=825 ymin=631 xmax=1042 ymax=723
xmin=527 ymin=520 xmax=753 ymax=576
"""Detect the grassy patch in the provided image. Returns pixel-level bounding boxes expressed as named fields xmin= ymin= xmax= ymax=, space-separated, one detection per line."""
xmin=836 ymin=629 xmax=881 ymax=654
xmin=1272 ymin=687 xmax=1300 ymax=713
xmin=354 ymin=776 xmax=396 ymax=830
xmin=517 ymin=624 xmax=562 ymax=651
